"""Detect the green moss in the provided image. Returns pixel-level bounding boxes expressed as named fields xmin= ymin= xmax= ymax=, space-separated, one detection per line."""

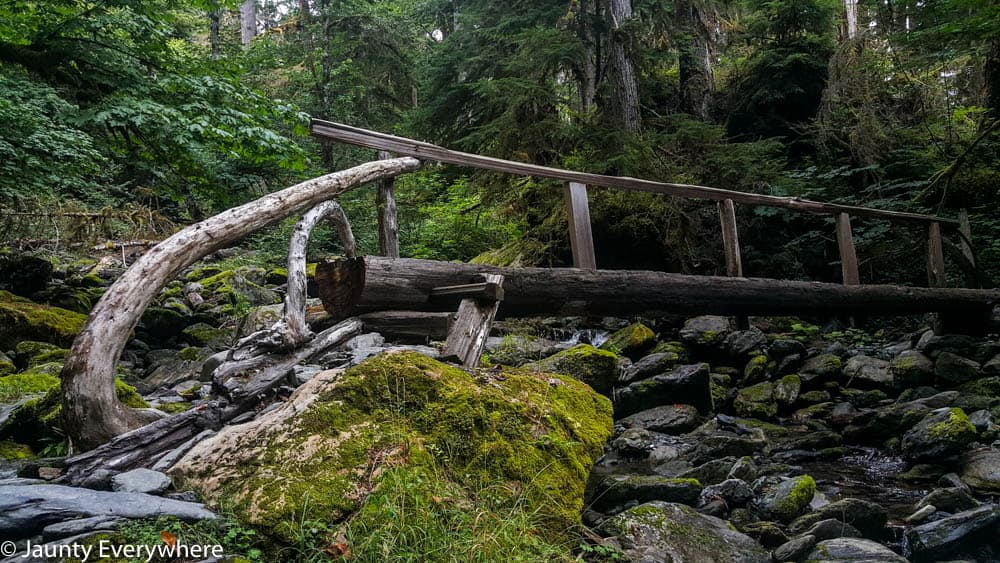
xmin=523 ymin=344 xmax=619 ymax=396
xmin=15 ymin=340 xmax=61 ymax=358
xmin=28 ymin=348 xmax=69 ymax=367
xmin=774 ymin=475 xmax=815 ymax=520
xmin=0 ymin=440 xmax=34 ymax=460
xmin=599 ymin=323 xmax=656 ymax=357
xmin=185 ymin=265 xmax=224 ymax=281
xmin=177 ymin=346 xmax=207 ymax=361
xmin=182 ymin=323 xmax=230 ymax=348
xmin=80 ymin=273 xmax=105 ymax=287
xmin=0 ymin=354 xmax=14 ymax=376
xmin=733 ymin=382 xmax=777 ymax=419
xmin=743 ymin=353 xmax=771 ymax=382
xmin=157 ymin=402 xmax=192 ymax=414
xmin=927 ymin=408 xmax=976 ymax=440
xmin=0 ymin=291 xmax=86 ymax=348
xmin=0 ymin=371 xmax=60 ymax=402
xmin=116 ymin=379 xmax=149 ymax=408
xmin=697 ymin=330 xmax=720 ymax=345
xmin=177 ymin=351 xmax=613 ymax=547
xmin=960 ymin=377 xmax=1000 ymax=398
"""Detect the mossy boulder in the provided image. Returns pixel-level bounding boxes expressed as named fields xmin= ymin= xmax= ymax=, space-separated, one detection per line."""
xmin=0 ymin=440 xmax=34 ymax=460
xmin=140 ymin=307 xmax=189 ymax=339
xmin=170 ymin=351 xmax=613 ymax=544
xmin=743 ymin=353 xmax=773 ymax=384
xmin=890 ymin=350 xmax=934 ymax=388
xmin=0 ymin=253 xmax=53 ymax=297
xmin=935 ymin=352 xmax=981 ymax=385
xmin=0 ymin=352 xmax=14 ymax=376
xmin=902 ymin=407 xmax=977 ymax=462
xmin=589 ymin=475 xmax=703 ymax=512
xmin=197 ymin=269 xmax=279 ymax=308
xmin=755 ymin=474 xmax=816 ymax=522
xmin=679 ymin=315 xmax=732 ymax=347
xmin=734 ymin=382 xmax=778 ymax=419
xmin=960 ymin=376 xmax=1000 ymax=398
xmin=774 ymin=374 xmax=802 ymax=407
xmin=181 ymin=323 xmax=232 ymax=349
xmin=0 ymin=370 xmax=60 ymax=403
xmin=599 ymin=322 xmax=656 ymax=359
xmin=523 ymin=344 xmax=619 ymax=396
xmin=0 ymin=291 xmax=86 ymax=349
xmin=598 ymin=501 xmax=770 ymax=562
xmin=801 ymin=353 xmax=843 ymax=383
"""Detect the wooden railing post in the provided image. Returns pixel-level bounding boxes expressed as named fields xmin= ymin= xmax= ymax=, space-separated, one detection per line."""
xmin=718 ymin=199 xmax=743 ymax=277
xmin=927 ymin=221 xmax=946 ymax=288
xmin=377 ymin=150 xmax=400 ymax=258
xmin=958 ymin=209 xmax=977 ymax=288
xmin=564 ymin=182 xmax=597 ymax=270
xmin=835 ymin=213 xmax=860 ymax=286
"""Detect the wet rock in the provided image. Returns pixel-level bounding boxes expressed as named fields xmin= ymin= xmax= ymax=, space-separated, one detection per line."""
xmin=773 ymin=534 xmax=816 ymax=561
xmin=688 ymin=431 xmax=768 ymax=466
xmin=621 ymin=352 xmax=679 ymax=383
xmin=41 ymin=516 xmax=126 ymax=541
xmin=728 ymin=457 xmax=759 ymax=482
xmin=803 ymin=518 xmax=863 ymax=541
xmin=830 ymin=402 xmax=860 ymax=428
xmin=485 ymin=335 xmax=564 ymax=367
xmin=734 ymin=381 xmax=777 ymax=419
xmin=679 ymin=315 xmax=732 ymax=347
xmin=700 ymin=478 xmax=754 ymax=509
xmin=918 ymin=334 xmax=982 ymax=360
xmin=110 ymin=468 xmax=172 ymax=495
xmin=790 ymin=498 xmax=888 ymax=538
xmin=902 ymin=407 xmax=977 ymax=462
xmin=890 ymin=350 xmax=934 ymax=387
xmin=591 ymin=475 xmax=702 ymax=512
xmin=724 ymin=327 xmax=769 ymax=358
xmin=597 ymin=501 xmax=770 ymax=563
xmin=905 ymin=504 xmax=936 ymax=524
xmin=959 ymin=448 xmax=1000 ymax=492
xmin=617 ymin=404 xmax=701 ymax=435
xmin=916 ymin=487 xmax=978 ymax=513
xmin=935 ymin=352 xmax=981 ymax=385
xmin=675 ymin=457 xmax=739 ymax=486
xmin=843 ymin=355 xmax=892 ymax=388
xmin=754 ymin=474 xmax=815 ymax=522
xmin=770 ymin=339 xmax=807 ymax=359
xmin=610 ymin=428 xmax=658 ymax=458
xmin=523 ymin=344 xmax=619 ymax=396
xmin=599 ymin=322 xmax=656 ymax=359
xmin=614 ymin=363 xmax=712 ymax=416
xmin=801 ymin=354 xmax=843 ymax=385
xmin=740 ymin=521 xmax=788 ymax=548
xmin=985 ymin=354 xmax=1000 ymax=376
xmin=904 ymin=505 xmax=1000 ymax=560
xmin=0 ymin=484 xmax=216 ymax=537
xmin=805 ymin=538 xmax=907 ymax=562
xmin=774 ymin=374 xmax=801 ymax=408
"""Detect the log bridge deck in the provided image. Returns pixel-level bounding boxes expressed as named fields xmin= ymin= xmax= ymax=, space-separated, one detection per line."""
xmin=310 ymin=119 xmax=999 ymax=335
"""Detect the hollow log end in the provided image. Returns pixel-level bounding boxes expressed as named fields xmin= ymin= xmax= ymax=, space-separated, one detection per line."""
xmin=316 ymin=256 xmax=367 ymax=321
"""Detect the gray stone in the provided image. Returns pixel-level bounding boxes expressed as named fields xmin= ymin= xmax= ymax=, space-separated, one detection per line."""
xmin=292 ymin=364 xmax=324 ymax=385
xmin=591 ymin=474 xmax=703 ymax=512
xmin=916 ymin=487 xmax=978 ymax=513
xmin=618 ymin=404 xmax=702 ymax=435
xmin=843 ymin=355 xmax=892 ymax=388
xmin=700 ymin=478 xmax=754 ymax=508
xmin=959 ymin=448 xmax=1000 ymax=492
xmin=805 ymin=538 xmax=907 ymax=562
xmin=728 ymin=457 xmax=758 ymax=482
xmin=724 ymin=327 xmax=769 ymax=358
xmin=343 ymin=332 xmax=385 ymax=351
xmin=621 ymin=352 xmax=680 ymax=383
xmin=733 ymin=382 xmax=777 ymax=419
xmin=935 ymin=352 xmax=981 ymax=385
xmin=42 ymin=516 xmax=126 ymax=541
xmin=802 ymin=518 xmax=863 ymax=541
xmin=774 ymin=374 xmax=801 ymax=407
xmin=598 ymin=501 xmax=770 ymax=563
xmin=679 ymin=315 xmax=732 ymax=347
xmin=985 ymin=354 xmax=1000 ymax=376
xmin=770 ymin=339 xmax=807 ymax=358
xmin=902 ymin=407 xmax=977 ymax=462
xmin=0 ymin=484 xmax=216 ymax=537
xmin=790 ymin=498 xmax=888 ymax=537
xmin=904 ymin=505 xmax=1000 ymax=559
xmin=611 ymin=428 xmax=658 ymax=458
xmin=614 ymin=363 xmax=712 ymax=416
xmin=110 ymin=469 xmax=172 ymax=495
xmin=773 ymin=534 xmax=816 ymax=562
xmin=754 ymin=474 xmax=815 ymax=522
xmin=801 ymin=354 xmax=843 ymax=381
xmin=905 ymin=505 xmax=936 ymax=524
xmin=890 ymin=350 xmax=934 ymax=387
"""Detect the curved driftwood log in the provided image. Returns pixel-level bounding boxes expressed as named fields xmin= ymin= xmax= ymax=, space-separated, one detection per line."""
xmin=61 ymin=158 xmax=421 ymax=451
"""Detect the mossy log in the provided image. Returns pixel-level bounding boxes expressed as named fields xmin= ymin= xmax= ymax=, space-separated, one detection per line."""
xmin=316 ymin=257 xmax=999 ymax=333
xmin=61 ymin=158 xmax=421 ymax=451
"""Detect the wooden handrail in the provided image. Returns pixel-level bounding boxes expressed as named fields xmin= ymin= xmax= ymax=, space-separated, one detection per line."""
xmin=311 ymin=119 xmax=960 ymax=227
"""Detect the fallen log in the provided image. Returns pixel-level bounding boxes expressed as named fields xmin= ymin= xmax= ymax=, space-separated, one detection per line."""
xmin=317 ymin=257 xmax=1000 ymax=334
xmin=359 ymin=311 xmax=453 ymax=341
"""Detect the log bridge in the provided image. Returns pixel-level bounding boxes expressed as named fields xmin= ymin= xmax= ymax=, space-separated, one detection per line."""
xmin=309 ymin=119 xmax=998 ymax=340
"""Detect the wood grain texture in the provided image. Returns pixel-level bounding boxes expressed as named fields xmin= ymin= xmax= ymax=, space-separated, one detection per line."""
xmin=564 ymin=182 xmax=597 ymax=270
xmin=836 ymin=212 xmax=860 ymax=286
xmin=718 ymin=199 xmax=743 ymax=277
xmin=927 ymin=221 xmax=947 ymax=288
xmin=442 ymin=273 xmax=504 ymax=367
xmin=377 ymin=150 xmax=400 ymax=258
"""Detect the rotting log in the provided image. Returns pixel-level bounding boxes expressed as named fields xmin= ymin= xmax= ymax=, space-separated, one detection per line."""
xmin=316 ymin=257 xmax=1000 ymax=334
xmin=60 ymin=158 xmax=421 ymax=451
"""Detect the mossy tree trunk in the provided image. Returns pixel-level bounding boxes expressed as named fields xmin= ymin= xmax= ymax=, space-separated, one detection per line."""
xmin=61 ymin=158 xmax=421 ymax=452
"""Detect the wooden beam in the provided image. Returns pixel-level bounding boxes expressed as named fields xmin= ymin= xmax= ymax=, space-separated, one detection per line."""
xmin=564 ymin=182 xmax=597 ymax=270
xmin=718 ymin=199 xmax=743 ymax=277
xmin=359 ymin=311 xmax=453 ymax=341
xmin=431 ymin=281 xmax=504 ymax=301
xmin=376 ymin=150 xmax=401 ymax=258
xmin=311 ymin=119 xmax=959 ymax=226
xmin=958 ymin=209 xmax=977 ymax=288
xmin=315 ymin=257 xmax=1000 ymax=335
xmin=442 ymin=274 xmax=504 ymax=367
xmin=835 ymin=213 xmax=860 ymax=286
xmin=927 ymin=221 xmax=947 ymax=288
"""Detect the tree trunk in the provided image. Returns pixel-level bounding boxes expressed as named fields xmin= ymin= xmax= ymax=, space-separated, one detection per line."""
xmin=209 ymin=9 xmax=221 ymax=58
xmin=844 ymin=0 xmax=859 ymax=39
xmin=61 ymin=158 xmax=421 ymax=452
xmin=315 ymin=257 xmax=999 ymax=331
xmin=240 ymin=0 xmax=257 ymax=47
xmin=986 ymin=35 xmax=1000 ymax=121
xmin=678 ymin=0 xmax=714 ymax=119
xmin=602 ymin=0 xmax=641 ymax=132
xmin=298 ymin=0 xmax=310 ymax=26
xmin=579 ymin=0 xmax=598 ymax=111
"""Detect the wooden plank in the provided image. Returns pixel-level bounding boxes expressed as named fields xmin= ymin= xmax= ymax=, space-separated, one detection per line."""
xmin=311 ymin=119 xmax=960 ymax=226
xmin=958 ymin=209 xmax=976 ymax=288
xmin=835 ymin=213 xmax=860 ymax=286
xmin=430 ymin=282 xmax=504 ymax=301
xmin=359 ymin=311 xmax=453 ymax=341
xmin=718 ymin=199 xmax=743 ymax=277
xmin=564 ymin=182 xmax=597 ymax=269
xmin=927 ymin=221 xmax=947 ymax=288
xmin=442 ymin=273 xmax=504 ymax=367
xmin=316 ymin=257 xmax=1000 ymax=328
xmin=376 ymin=150 xmax=400 ymax=258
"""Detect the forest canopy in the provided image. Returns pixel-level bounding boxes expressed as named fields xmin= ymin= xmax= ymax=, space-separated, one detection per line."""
xmin=1 ymin=0 xmax=998 ymax=286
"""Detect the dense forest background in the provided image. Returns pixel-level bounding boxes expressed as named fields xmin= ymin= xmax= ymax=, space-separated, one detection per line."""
xmin=2 ymin=0 xmax=998 ymax=287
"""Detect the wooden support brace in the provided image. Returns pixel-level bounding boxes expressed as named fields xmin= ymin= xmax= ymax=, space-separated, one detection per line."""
xmin=442 ymin=273 xmax=504 ymax=368
xmin=377 ymin=150 xmax=401 ymax=258
xmin=927 ymin=221 xmax=946 ymax=288
xmin=431 ymin=282 xmax=504 ymax=301
xmin=958 ymin=209 xmax=977 ymax=288
xmin=835 ymin=213 xmax=860 ymax=286
xmin=564 ymin=182 xmax=597 ymax=270
xmin=718 ymin=199 xmax=743 ymax=277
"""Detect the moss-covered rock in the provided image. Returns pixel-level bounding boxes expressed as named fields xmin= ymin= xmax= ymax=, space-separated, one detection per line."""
xmin=734 ymin=382 xmax=778 ymax=419
xmin=774 ymin=374 xmax=801 ymax=407
xmin=0 ymin=352 xmax=14 ymax=376
xmin=902 ymin=407 xmax=977 ymax=462
xmin=960 ymin=377 xmax=1000 ymax=398
xmin=679 ymin=315 xmax=732 ymax=347
xmin=181 ymin=323 xmax=231 ymax=349
xmin=0 ymin=440 xmax=34 ymax=460
xmin=743 ymin=353 xmax=773 ymax=384
xmin=170 ymin=351 xmax=613 ymax=544
xmin=523 ymin=344 xmax=619 ymax=396
xmin=755 ymin=474 xmax=815 ymax=522
xmin=141 ymin=307 xmax=189 ymax=339
xmin=0 ymin=370 xmax=60 ymax=403
xmin=599 ymin=323 xmax=656 ymax=358
xmin=590 ymin=475 xmax=702 ymax=512
xmin=0 ymin=290 xmax=86 ymax=348
xmin=890 ymin=350 xmax=934 ymax=388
